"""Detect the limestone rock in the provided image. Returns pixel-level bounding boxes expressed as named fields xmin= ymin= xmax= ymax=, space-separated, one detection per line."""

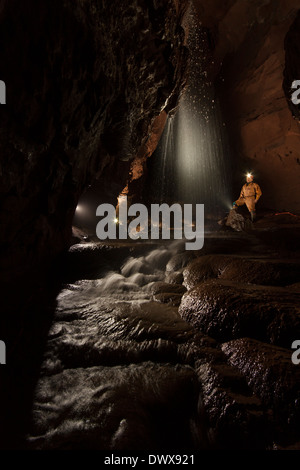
xmin=221 ymin=338 xmax=300 ymax=445
xmin=226 ymin=209 xmax=248 ymax=231
xmin=182 ymin=255 xmax=300 ymax=290
xmin=27 ymin=363 xmax=202 ymax=450
xmin=153 ymin=292 xmax=184 ymax=307
xmin=165 ymin=271 xmax=184 ymax=285
xmin=166 ymin=251 xmax=196 ymax=272
xmin=193 ymin=345 xmax=269 ymax=450
xmin=149 ymin=281 xmax=187 ymax=295
xmin=150 ymin=281 xmax=186 ymax=306
xmin=178 ymin=280 xmax=300 ymax=348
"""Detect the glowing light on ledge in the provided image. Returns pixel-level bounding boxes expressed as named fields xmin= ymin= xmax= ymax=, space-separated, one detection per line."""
xmin=75 ymin=204 xmax=83 ymax=213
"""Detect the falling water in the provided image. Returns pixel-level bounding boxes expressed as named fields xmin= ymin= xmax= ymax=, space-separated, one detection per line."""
xmin=26 ymin=240 xmax=211 ymax=450
xmin=147 ymin=10 xmax=232 ymax=216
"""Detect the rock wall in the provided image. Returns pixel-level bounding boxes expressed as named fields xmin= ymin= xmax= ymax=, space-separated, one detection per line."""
xmin=0 ymin=0 xmax=188 ymax=328
xmin=193 ymin=0 xmax=300 ymax=212
xmin=0 ymin=1 xmax=190 ymax=447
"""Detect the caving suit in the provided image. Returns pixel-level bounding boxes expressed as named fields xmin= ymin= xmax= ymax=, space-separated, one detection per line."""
xmin=235 ymin=181 xmax=262 ymax=214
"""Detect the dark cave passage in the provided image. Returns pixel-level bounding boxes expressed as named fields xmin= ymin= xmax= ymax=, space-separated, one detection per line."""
xmin=1 ymin=0 xmax=300 ymax=453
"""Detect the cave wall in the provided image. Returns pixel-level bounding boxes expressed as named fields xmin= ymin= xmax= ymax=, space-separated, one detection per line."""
xmin=0 ymin=1 xmax=190 ymax=446
xmin=2 ymin=1 xmax=299 ymax=300
xmin=0 ymin=0 xmax=188 ymax=326
xmin=193 ymin=0 xmax=300 ymax=212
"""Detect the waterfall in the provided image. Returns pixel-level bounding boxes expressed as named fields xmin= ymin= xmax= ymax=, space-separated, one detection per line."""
xmin=146 ymin=12 xmax=233 ymax=218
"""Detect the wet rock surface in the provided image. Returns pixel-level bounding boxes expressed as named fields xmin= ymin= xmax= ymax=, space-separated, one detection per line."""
xmin=24 ymin=217 xmax=300 ymax=450
xmin=25 ymin=242 xmax=206 ymax=450
xmin=179 ymin=280 xmax=300 ymax=348
xmin=177 ymin=217 xmax=300 ymax=449
xmin=194 ymin=348 xmax=269 ymax=450
xmin=28 ymin=364 xmax=201 ymax=451
xmin=150 ymin=281 xmax=187 ymax=306
xmin=220 ymin=208 xmax=252 ymax=232
xmin=221 ymin=338 xmax=300 ymax=445
xmin=182 ymin=255 xmax=300 ymax=290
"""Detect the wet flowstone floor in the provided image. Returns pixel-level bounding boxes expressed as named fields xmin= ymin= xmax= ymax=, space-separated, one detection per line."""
xmin=25 ymin=216 xmax=300 ymax=450
xmin=25 ymin=241 xmax=210 ymax=450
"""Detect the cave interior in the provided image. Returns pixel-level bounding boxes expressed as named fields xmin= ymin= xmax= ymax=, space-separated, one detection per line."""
xmin=0 ymin=0 xmax=300 ymax=452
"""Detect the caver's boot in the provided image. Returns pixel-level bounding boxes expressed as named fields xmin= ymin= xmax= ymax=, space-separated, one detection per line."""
xmin=250 ymin=211 xmax=256 ymax=222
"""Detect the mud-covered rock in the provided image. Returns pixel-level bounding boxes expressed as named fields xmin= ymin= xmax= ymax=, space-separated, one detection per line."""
xmin=224 ymin=209 xmax=249 ymax=232
xmin=165 ymin=271 xmax=184 ymax=285
xmin=183 ymin=255 xmax=300 ymax=290
xmin=193 ymin=346 xmax=270 ymax=450
xmin=178 ymin=280 xmax=300 ymax=348
xmin=288 ymin=282 xmax=300 ymax=292
xmin=221 ymin=338 xmax=300 ymax=446
xmin=25 ymin=272 xmax=214 ymax=451
xmin=183 ymin=255 xmax=228 ymax=289
xmin=166 ymin=252 xmax=196 ymax=273
xmin=149 ymin=281 xmax=187 ymax=306
xmin=27 ymin=363 xmax=204 ymax=450
xmin=153 ymin=292 xmax=184 ymax=306
xmin=150 ymin=281 xmax=187 ymax=296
